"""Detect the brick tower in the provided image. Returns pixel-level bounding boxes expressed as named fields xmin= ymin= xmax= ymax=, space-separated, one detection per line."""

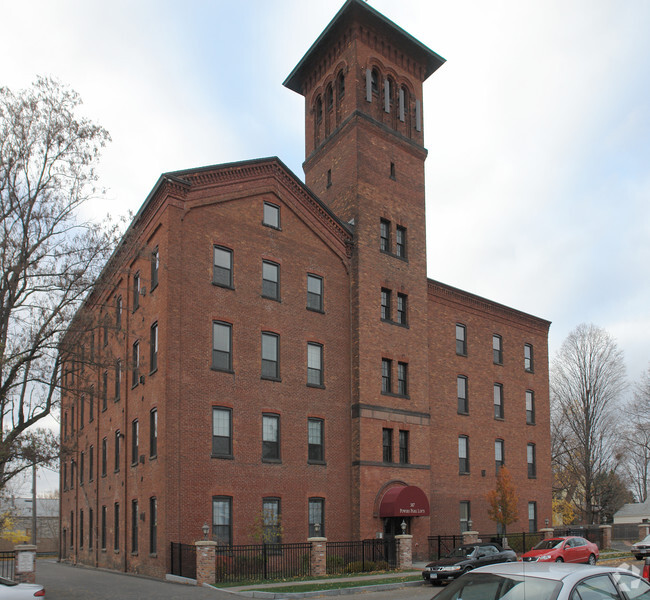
xmin=285 ymin=0 xmax=445 ymax=540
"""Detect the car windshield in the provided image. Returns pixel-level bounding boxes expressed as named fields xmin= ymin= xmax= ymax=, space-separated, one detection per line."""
xmin=532 ymin=539 xmax=564 ymax=550
xmin=445 ymin=546 xmax=475 ymax=558
xmin=435 ymin=572 xmax=562 ymax=600
xmin=637 ymin=536 xmax=650 ymax=544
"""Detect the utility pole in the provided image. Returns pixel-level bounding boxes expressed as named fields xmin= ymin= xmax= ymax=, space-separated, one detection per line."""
xmin=31 ymin=459 xmax=37 ymax=547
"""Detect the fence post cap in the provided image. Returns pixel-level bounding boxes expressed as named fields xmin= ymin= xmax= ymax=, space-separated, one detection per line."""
xmin=307 ymin=537 xmax=327 ymax=542
xmin=194 ymin=540 xmax=217 ymax=547
xmin=395 ymin=534 xmax=413 ymax=540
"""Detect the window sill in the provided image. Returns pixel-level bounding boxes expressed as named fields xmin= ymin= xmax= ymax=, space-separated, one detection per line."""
xmin=262 ymin=458 xmax=282 ymax=464
xmin=494 ymin=416 xmax=505 ymax=421
xmin=149 ymin=367 xmax=158 ymax=376
xmin=381 ymin=391 xmax=410 ymax=400
xmin=211 ymin=367 xmax=234 ymax=374
xmin=306 ymin=306 xmax=325 ymax=314
xmin=307 ymin=383 xmax=325 ymax=389
xmin=262 ymin=223 xmax=282 ymax=231
xmin=150 ymin=454 xmax=158 ymax=460
xmin=261 ymin=376 xmax=282 ymax=382
xmin=459 ymin=472 xmax=470 ymax=476
xmin=211 ymin=454 xmax=234 ymax=460
xmin=527 ymin=422 xmax=536 ymax=426
xmin=456 ymin=352 xmax=468 ymax=358
xmin=212 ymin=282 xmax=234 ymax=290
xmin=458 ymin=410 xmax=469 ymax=416
xmin=261 ymin=295 xmax=281 ymax=302
xmin=308 ymin=460 xmax=326 ymax=466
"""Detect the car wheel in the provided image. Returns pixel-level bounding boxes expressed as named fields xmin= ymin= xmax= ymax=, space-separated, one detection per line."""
xmin=636 ymin=555 xmax=644 ymax=561
xmin=463 ymin=566 xmax=473 ymax=574
xmin=555 ymin=557 xmax=564 ymax=563
xmin=587 ymin=554 xmax=596 ymax=565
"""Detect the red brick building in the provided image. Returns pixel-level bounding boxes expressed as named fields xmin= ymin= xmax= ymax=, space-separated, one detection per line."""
xmin=60 ymin=0 xmax=551 ymax=577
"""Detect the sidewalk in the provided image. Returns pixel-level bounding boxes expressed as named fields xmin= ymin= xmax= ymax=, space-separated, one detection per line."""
xmin=214 ymin=565 xmax=428 ymax=598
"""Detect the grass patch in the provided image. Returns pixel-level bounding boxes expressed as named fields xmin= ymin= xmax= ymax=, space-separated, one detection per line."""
xmin=239 ymin=574 xmax=422 ymax=593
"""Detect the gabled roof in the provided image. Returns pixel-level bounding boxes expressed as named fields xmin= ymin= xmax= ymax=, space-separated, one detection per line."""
xmin=615 ymin=498 xmax=650 ymax=518
xmin=284 ymin=0 xmax=445 ymax=94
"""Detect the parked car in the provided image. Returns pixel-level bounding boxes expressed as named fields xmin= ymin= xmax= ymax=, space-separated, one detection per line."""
xmin=0 ymin=576 xmax=44 ymax=598
xmin=421 ymin=542 xmax=517 ymax=584
xmin=431 ymin=562 xmax=650 ymax=600
xmin=632 ymin=535 xmax=650 ymax=560
xmin=522 ymin=536 xmax=598 ymax=564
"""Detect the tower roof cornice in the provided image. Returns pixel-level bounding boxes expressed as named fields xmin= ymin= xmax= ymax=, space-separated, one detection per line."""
xmin=283 ymin=0 xmax=445 ymax=95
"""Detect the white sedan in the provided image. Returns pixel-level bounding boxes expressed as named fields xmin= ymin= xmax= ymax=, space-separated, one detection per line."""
xmin=0 ymin=577 xmax=45 ymax=599
xmin=430 ymin=562 xmax=650 ymax=600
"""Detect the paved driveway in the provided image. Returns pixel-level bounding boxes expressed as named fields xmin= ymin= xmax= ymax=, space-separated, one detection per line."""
xmin=36 ymin=560 xmax=233 ymax=600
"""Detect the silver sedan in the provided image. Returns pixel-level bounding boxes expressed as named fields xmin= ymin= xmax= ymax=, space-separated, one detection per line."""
xmin=430 ymin=562 xmax=650 ymax=600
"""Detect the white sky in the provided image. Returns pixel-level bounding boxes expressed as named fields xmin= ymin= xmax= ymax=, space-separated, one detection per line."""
xmin=2 ymin=0 xmax=648 ymax=417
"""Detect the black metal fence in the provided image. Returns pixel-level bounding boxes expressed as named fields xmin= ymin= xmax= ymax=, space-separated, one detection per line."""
xmin=486 ymin=532 xmax=545 ymax=553
xmin=613 ymin=524 xmax=643 ymax=542
xmin=214 ymin=543 xmax=311 ymax=583
xmin=326 ymin=539 xmax=396 ymax=574
xmin=170 ymin=542 xmax=196 ymax=579
xmin=554 ymin=526 xmax=605 ymax=549
xmin=0 ymin=552 xmax=13 ymax=580
xmin=427 ymin=535 xmax=464 ymax=560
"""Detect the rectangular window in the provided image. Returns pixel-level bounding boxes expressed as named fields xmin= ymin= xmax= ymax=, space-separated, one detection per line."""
xmin=114 ymin=430 xmax=121 ymax=472
xmin=459 ymin=436 xmax=469 ymax=474
xmin=381 ymin=288 xmax=392 ymax=321
xmin=132 ymin=342 xmax=139 ymax=387
xmin=396 ymin=293 xmax=407 ymax=325
xmin=494 ymin=383 xmax=504 ymax=419
xmin=397 ymin=362 xmax=408 ymax=396
xmin=116 ymin=296 xmax=122 ymax=329
xmin=527 ymin=444 xmax=536 ymax=478
xmin=493 ymin=334 xmax=503 ymax=364
xmin=526 ymin=391 xmax=535 ymax=425
xmin=102 ymin=370 xmax=108 ymax=410
xmin=263 ymin=202 xmax=280 ymax=229
xmin=150 ymin=409 xmax=158 ymax=457
xmin=149 ymin=497 xmax=158 ymax=554
xmin=382 ymin=428 xmax=393 ymax=463
xmin=307 ymin=274 xmax=323 ymax=311
xmin=71 ymin=404 xmax=75 ymax=434
xmin=89 ymin=386 xmax=94 ymax=422
xmin=80 ymin=509 xmax=84 ymax=548
xmin=528 ymin=501 xmax=537 ymax=533
xmin=101 ymin=437 xmax=107 ymax=477
xmin=89 ymin=445 xmax=94 ymax=482
xmin=101 ymin=506 xmax=107 ymax=550
xmin=212 ymin=321 xmax=232 ymax=372
xmin=89 ymin=508 xmax=93 ymax=549
xmin=495 ymin=439 xmax=505 ymax=473
xmin=151 ymin=247 xmax=159 ymax=290
xmin=460 ymin=501 xmax=471 ymax=533
xmin=131 ymin=420 xmax=139 ymax=466
xmin=80 ymin=395 xmax=85 ymax=429
xmin=133 ymin=272 xmax=140 ymax=311
xmin=212 ymin=407 xmax=232 ymax=457
xmin=115 ymin=360 xmax=121 ymax=401
xmin=150 ymin=322 xmax=158 ymax=372
xmin=396 ymin=225 xmax=406 ymax=258
xmin=524 ymin=344 xmax=534 ymax=372
xmin=457 ymin=376 xmax=468 ymax=414
xmin=308 ymin=498 xmax=325 ymax=537
xmin=262 ymin=414 xmax=280 ymax=460
xmin=131 ymin=500 xmax=139 ymax=554
xmin=262 ymin=261 xmax=280 ymax=300
xmin=103 ymin=323 xmax=108 ymax=347
xmin=380 ymin=218 xmax=391 ymax=252
xmin=114 ymin=503 xmax=120 ymax=551
xmin=261 ymin=332 xmax=279 ymax=379
xmin=262 ymin=498 xmax=281 ymax=544
xmin=213 ymin=246 xmax=233 ymax=288
xmin=212 ymin=496 xmax=232 ymax=546
xmin=399 ymin=430 xmax=409 ymax=464
xmin=63 ymin=462 xmax=68 ymax=491
xmin=307 ymin=343 xmax=323 ymax=386
xmin=381 ymin=358 xmax=392 ymax=394
xmin=308 ymin=418 xmax=324 ymax=462
xmin=456 ymin=324 xmax=467 ymax=356
xmin=80 ymin=451 xmax=85 ymax=485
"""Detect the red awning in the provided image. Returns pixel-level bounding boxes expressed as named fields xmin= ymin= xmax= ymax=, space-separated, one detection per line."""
xmin=379 ymin=485 xmax=430 ymax=517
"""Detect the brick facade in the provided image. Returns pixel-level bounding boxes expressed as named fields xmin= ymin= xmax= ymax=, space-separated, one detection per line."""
xmin=59 ymin=0 xmax=551 ymax=578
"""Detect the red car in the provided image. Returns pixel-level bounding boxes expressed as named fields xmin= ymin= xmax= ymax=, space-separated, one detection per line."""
xmin=522 ymin=536 xmax=599 ymax=564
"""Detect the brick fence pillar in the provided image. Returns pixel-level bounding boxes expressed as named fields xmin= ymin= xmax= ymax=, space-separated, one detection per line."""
xmin=462 ymin=531 xmax=479 ymax=545
xmin=14 ymin=545 xmax=37 ymax=584
xmin=540 ymin=528 xmax=555 ymax=539
xmin=195 ymin=540 xmax=217 ymax=586
xmin=308 ymin=537 xmax=327 ymax=576
xmin=395 ymin=535 xmax=413 ymax=569
xmin=600 ymin=525 xmax=612 ymax=549
xmin=640 ymin=524 xmax=650 ymax=541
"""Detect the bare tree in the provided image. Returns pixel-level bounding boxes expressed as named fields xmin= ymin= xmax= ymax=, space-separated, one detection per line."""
xmin=0 ymin=77 xmax=115 ymax=490
xmin=551 ymin=323 xmax=627 ymax=524
xmin=620 ymin=365 xmax=650 ymax=502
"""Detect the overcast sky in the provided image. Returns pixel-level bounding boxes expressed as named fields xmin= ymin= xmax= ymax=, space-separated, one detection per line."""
xmin=2 ymin=0 xmax=649 ymax=395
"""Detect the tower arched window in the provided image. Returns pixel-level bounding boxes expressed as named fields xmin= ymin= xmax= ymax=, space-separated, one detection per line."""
xmin=326 ymin=84 xmax=333 ymax=112
xmin=371 ymin=68 xmax=379 ymax=95
xmin=399 ymin=86 xmax=409 ymax=122
xmin=337 ymin=71 xmax=345 ymax=99
xmin=316 ymin=96 xmax=323 ymax=124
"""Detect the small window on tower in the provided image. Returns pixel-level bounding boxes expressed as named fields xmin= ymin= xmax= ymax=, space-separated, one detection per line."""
xmin=390 ymin=162 xmax=395 ymax=180
xmin=326 ymin=84 xmax=333 ymax=112
xmin=316 ymin=96 xmax=323 ymax=124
